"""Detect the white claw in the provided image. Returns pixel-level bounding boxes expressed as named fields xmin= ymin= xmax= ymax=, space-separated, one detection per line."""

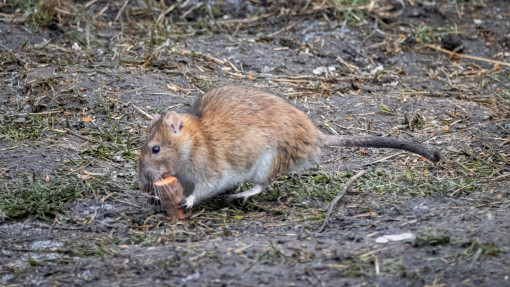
xmin=184 ymin=195 xmax=196 ymax=209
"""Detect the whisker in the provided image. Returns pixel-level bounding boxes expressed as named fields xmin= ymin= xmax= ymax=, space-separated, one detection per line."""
xmin=156 ymin=176 xmax=165 ymax=207
xmin=151 ymin=176 xmax=164 ymax=211
xmin=160 ymin=182 xmax=177 ymax=202
xmin=156 ymin=186 xmax=163 ymax=211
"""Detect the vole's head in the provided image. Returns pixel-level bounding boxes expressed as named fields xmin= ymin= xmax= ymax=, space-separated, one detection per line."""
xmin=138 ymin=111 xmax=184 ymax=193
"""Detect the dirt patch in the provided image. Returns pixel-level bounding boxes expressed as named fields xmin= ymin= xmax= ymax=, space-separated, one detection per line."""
xmin=1 ymin=0 xmax=509 ymax=286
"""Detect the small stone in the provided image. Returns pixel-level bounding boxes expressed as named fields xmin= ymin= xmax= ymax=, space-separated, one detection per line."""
xmin=441 ymin=34 xmax=464 ymax=52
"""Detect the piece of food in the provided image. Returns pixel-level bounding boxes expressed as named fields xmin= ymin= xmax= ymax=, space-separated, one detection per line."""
xmin=154 ymin=176 xmax=177 ymax=186
xmin=158 ymin=178 xmax=192 ymax=219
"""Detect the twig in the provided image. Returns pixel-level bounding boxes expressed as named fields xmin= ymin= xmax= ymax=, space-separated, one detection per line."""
xmin=131 ymin=103 xmax=153 ymax=120
xmin=317 ymin=169 xmax=367 ymax=233
xmin=175 ymin=13 xmax=276 ymax=25
xmin=113 ymin=199 xmax=140 ymax=207
xmin=426 ymin=44 xmax=510 ymax=67
xmin=440 ymin=67 xmax=454 ymax=89
xmin=114 ymin=0 xmax=130 ymax=23
xmin=337 ymin=56 xmax=359 ymax=73
xmin=179 ymin=2 xmax=198 ymax=19
xmin=268 ymin=21 xmax=300 ymax=37
xmin=362 ymin=152 xmax=403 ymax=167
xmin=0 ymin=146 xmax=19 ymax=151
xmin=449 ymin=181 xmax=476 ymax=197
xmin=157 ymin=3 xmax=177 ymax=24
xmin=63 ymin=129 xmax=103 ymax=144
xmin=85 ymin=0 xmax=99 ymax=8
xmin=16 ymin=110 xmax=64 ymax=116
xmin=0 ymin=42 xmax=30 ymax=66
xmin=176 ymin=48 xmax=226 ymax=65
xmin=0 ymin=12 xmax=24 ymax=23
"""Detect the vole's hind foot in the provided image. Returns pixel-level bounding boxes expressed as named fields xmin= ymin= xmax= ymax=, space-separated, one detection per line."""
xmin=178 ymin=194 xmax=196 ymax=211
xmin=229 ymin=184 xmax=265 ymax=204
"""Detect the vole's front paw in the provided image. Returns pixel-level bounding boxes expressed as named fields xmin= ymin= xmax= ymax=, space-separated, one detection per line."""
xmin=178 ymin=195 xmax=196 ymax=211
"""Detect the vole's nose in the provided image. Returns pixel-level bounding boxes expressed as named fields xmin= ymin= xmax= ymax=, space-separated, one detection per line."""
xmin=139 ymin=167 xmax=159 ymax=192
xmin=146 ymin=168 xmax=159 ymax=182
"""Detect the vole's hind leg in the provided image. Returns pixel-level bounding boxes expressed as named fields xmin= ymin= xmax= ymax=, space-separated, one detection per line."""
xmin=229 ymin=184 xmax=265 ymax=204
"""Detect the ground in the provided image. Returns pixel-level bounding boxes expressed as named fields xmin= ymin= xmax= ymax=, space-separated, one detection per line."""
xmin=0 ymin=0 xmax=509 ymax=286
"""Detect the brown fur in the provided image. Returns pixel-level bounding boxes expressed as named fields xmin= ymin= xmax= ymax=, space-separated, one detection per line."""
xmin=191 ymin=86 xmax=321 ymax=179
xmin=139 ymin=85 xmax=440 ymax=208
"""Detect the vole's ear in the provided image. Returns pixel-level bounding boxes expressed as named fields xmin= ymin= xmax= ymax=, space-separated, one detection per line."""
xmin=164 ymin=111 xmax=182 ymax=135
xmin=150 ymin=114 xmax=161 ymax=127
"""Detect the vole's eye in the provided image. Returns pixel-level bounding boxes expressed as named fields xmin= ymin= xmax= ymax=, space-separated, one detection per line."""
xmin=152 ymin=146 xmax=160 ymax=154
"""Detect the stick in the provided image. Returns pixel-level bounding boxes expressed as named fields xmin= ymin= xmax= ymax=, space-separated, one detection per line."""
xmin=114 ymin=0 xmax=130 ymax=23
xmin=0 ymin=43 xmax=30 ymax=66
xmin=64 ymin=129 xmax=103 ymax=144
xmin=62 ymin=129 xmax=118 ymax=148
xmin=85 ymin=0 xmax=99 ymax=8
xmin=175 ymin=13 xmax=276 ymax=25
xmin=426 ymin=44 xmax=510 ymax=67
xmin=157 ymin=3 xmax=177 ymax=24
xmin=176 ymin=49 xmax=226 ymax=65
xmin=131 ymin=103 xmax=153 ymax=120
xmin=317 ymin=169 xmax=367 ymax=233
xmin=362 ymin=152 xmax=402 ymax=167
xmin=268 ymin=21 xmax=300 ymax=37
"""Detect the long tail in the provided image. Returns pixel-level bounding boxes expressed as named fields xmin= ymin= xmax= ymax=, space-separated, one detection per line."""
xmin=323 ymin=135 xmax=441 ymax=162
